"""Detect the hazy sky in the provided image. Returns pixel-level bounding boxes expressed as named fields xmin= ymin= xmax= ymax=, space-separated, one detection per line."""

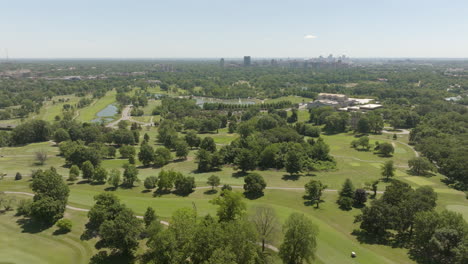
xmin=2 ymin=0 xmax=468 ymax=58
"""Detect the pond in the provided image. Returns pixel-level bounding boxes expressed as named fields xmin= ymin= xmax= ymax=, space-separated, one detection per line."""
xmin=91 ymin=104 xmax=118 ymax=123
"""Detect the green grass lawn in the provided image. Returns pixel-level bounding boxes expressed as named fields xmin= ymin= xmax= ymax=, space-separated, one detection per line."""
xmin=1 ymin=127 xmax=467 ymax=264
xmin=264 ymin=96 xmax=311 ymax=104
xmin=76 ymin=90 xmax=117 ymax=122
xmin=30 ymin=95 xmax=81 ymax=122
xmin=0 ymin=200 xmax=97 ymax=264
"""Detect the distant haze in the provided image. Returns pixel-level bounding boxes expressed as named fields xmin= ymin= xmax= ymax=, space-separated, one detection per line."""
xmin=2 ymin=0 xmax=468 ymax=58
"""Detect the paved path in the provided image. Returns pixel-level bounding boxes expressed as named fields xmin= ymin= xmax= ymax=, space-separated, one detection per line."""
xmin=106 ymin=105 xmax=154 ymax=128
xmin=382 ymin=128 xmax=411 ymax=135
xmin=106 ymin=105 xmax=132 ymax=128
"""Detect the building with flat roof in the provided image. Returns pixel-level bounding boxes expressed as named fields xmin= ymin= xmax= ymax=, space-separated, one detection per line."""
xmin=359 ymin=104 xmax=383 ymax=110
xmin=243 ymin=56 xmax=251 ymax=66
xmin=317 ymin=93 xmax=348 ymax=102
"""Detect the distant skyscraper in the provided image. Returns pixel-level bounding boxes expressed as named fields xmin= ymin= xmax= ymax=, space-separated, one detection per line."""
xmin=220 ymin=58 xmax=225 ymax=68
xmin=243 ymin=56 xmax=251 ymax=66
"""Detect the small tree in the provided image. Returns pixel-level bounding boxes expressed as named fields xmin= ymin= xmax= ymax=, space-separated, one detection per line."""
xmin=185 ymin=130 xmax=201 ymax=149
xmin=143 ymin=133 xmax=150 ymax=143
xmin=358 ymin=136 xmax=370 ymax=150
xmin=143 ymin=207 xmax=157 ymax=227
xmin=122 ymin=163 xmax=139 ymax=187
xmin=138 ymin=144 xmax=155 ymax=167
xmin=56 ymin=219 xmax=72 ymax=233
xmin=221 ymin=184 xmax=232 ymax=192
xmin=154 ymin=147 xmax=172 ymax=167
xmin=364 ymin=180 xmax=379 ymax=198
xmin=378 ymin=142 xmax=394 ymax=157
xmin=250 ymin=205 xmax=279 ymax=252
xmin=119 ymin=145 xmax=136 ymax=159
xmin=157 ymin=170 xmax=175 ymax=192
xmin=200 ymin=137 xmax=216 ymax=152
xmin=234 ymin=148 xmax=257 ymax=172
xmin=98 ymin=207 xmax=143 ymax=254
xmin=68 ymin=165 xmax=80 ymax=181
xmin=279 ymin=213 xmax=318 ymax=264
xmin=81 ymin=160 xmax=94 ymax=180
xmin=93 ymin=167 xmax=108 ymax=183
xmin=243 ymin=173 xmax=266 ymax=196
xmin=144 ymin=176 xmax=158 ymax=190
xmin=174 ymin=140 xmax=189 ymax=160
xmin=354 ymin=188 xmax=368 ymax=207
xmin=305 ymin=180 xmax=327 ymax=208
xmin=174 ymin=175 xmax=196 ymax=195
xmin=285 ymin=150 xmax=303 ymax=176
xmin=15 ymin=172 xmax=22 ymax=181
xmin=207 ymin=175 xmax=220 ymax=190
xmin=381 ymin=160 xmax=395 ymax=181
xmin=408 ymin=157 xmax=435 ymax=176
xmin=210 ymin=190 xmax=246 ymax=222
xmin=337 ymin=178 xmax=355 ymax=210
xmin=35 ymin=149 xmax=48 ymax=165
xmin=107 ymin=169 xmax=121 ymax=189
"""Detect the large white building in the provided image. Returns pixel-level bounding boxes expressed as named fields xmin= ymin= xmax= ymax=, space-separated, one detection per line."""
xmin=307 ymin=93 xmax=381 ymax=110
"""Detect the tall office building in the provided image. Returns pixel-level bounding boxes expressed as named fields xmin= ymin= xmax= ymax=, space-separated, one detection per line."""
xmin=243 ymin=56 xmax=251 ymax=66
xmin=220 ymin=58 xmax=225 ymax=68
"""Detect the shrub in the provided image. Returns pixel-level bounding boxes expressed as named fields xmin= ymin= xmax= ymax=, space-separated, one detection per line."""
xmin=16 ymin=199 xmax=33 ymax=216
xmin=221 ymin=184 xmax=232 ymax=192
xmin=56 ymin=219 xmax=72 ymax=233
xmin=15 ymin=172 xmax=22 ymax=180
xmin=144 ymin=176 xmax=158 ymax=190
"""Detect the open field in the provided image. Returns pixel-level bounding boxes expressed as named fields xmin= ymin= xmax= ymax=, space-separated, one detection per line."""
xmin=75 ymin=90 xmax=117 ymax=122
xmin=263 ymin=96 xmax=312 ymax=104
xmin=1 ymin=121 xmax=467 ymax=264
xmin=0 ymin=186 xmax=416 ymax=264
xmin=30 ymin=95 xmax=81 ymax=122
xmin=0 ymin=207 xmax=97 ymax=264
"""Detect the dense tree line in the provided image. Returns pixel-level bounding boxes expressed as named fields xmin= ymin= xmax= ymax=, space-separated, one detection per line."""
xmin=354 ymin=180 xmax=467 ymax=263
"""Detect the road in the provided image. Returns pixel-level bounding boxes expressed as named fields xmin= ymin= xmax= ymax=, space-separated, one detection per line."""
xmin=106 ymin=105 xmax=153 ymax=128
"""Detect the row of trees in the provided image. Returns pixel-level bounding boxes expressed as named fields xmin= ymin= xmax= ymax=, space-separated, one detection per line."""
xmin=143 ymin=170 xmax=196 ymax=195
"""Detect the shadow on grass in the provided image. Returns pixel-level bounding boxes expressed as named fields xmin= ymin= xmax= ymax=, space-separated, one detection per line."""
xmin=16 ymin=217 xmax=51 ymax=234
xmin=153 ymin=189 xmax=171 ymax=197
xmin=77 ymin=180 xmax=90 ymax=185
xmin=52 ymin=228 xmax=70 ymax=236
xmin=375 ymin=153 xmax=394 ymax=158
xmin=352 ymin=229 xmax=390 ymax=245
xmin=104 ymin=186 xmax=118 ymax=191
xmin=90 ymin=181 xmax=106 ymax=186
xmin=406 ymin=170 xmax=436 ymax=177
xmin=244 ymin=191 xmax=264 ymax=200
xmin=141 ymin=189 xmax=152 ymax=193
xmin=192 ymin=168 xmax=222 ymax=174
xmin=173 ymin=190 xmax=193 ymax=197
xmin=89 ymin=251 xmax=136 ymax=264
xmin=282 ymin=174 xmax=300 ymax=181
xmin=203 ymin=189 xmax=218 ymax=195
xmin=232 ymin=171 xmax=248 ymax=178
